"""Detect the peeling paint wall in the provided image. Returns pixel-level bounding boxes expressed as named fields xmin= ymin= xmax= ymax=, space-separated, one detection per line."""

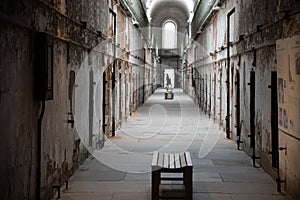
xmin=0 ymin=0 xmax=108 ymax=199
xmin=185 ymin=0 xmax=300 ymax=199
xmin=0 ymin=21 xmax=37 ymax=200
xmin=0 ymin=0 xmax=157 ymax=199
xmin=112 ymin=2 xmax=157 ymax=130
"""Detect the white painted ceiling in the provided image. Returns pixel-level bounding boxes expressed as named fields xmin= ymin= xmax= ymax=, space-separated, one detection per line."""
xmin=141 ymin=0 xmax=196 ymax=26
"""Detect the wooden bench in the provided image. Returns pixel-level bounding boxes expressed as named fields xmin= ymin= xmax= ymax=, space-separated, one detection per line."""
xmin=151 ymin=152 xmax=193 ymax=200
xmin=164 ymin=92 xmax=174 ymax=100
xmin=165 ymin=87 xmax=174 ymax=100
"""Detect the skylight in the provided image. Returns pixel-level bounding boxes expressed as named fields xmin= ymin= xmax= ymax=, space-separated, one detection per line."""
xmin=146 ymin=0 xmax=194 ymax=22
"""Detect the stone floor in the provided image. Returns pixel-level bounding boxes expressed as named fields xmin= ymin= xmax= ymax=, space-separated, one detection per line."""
xmin=60 ymin=88 xmax=291 ymax=200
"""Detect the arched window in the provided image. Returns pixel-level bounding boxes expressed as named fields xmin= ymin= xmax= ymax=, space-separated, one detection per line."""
xmin=162 ymin=20 xmax=177 ymax=49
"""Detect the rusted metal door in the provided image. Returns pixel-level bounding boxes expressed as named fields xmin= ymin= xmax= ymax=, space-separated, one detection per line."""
xmin=102 ymin=71 xmax=106 ymax=136
xmin=89 ymin=68 xmax=94 ymax=146
xmin=235 ymin=70 xmax=242 ymax=149
xmin=213 ymin=73 xmax=216 ymax=121
xmin=270 ymin=71 xmax=279 ymax=169
xmin=249 ymin=71 xmax=255 ymax=149
xmin=249 ymin=70 xmax=260 ymax=166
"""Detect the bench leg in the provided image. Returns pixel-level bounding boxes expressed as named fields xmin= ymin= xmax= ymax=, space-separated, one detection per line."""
xmin=152 ymin=169 xmax=160 ymax=200
xmin=184 ymin=167 xmax=193 ymax=200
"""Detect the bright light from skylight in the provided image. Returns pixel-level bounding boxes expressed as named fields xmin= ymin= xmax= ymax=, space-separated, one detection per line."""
xmin=146 ymin=0 xmax=194 ymax=22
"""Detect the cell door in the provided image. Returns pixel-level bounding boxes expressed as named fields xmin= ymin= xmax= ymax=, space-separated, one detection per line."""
xmin=235 ymin=70 xmax=242 ymax=149
xmin=270 ymin=71 xmax=279 ymax=169
xmin=213 ymin=73 xmax=217 ymax=121
xmin=249 ymin=71 xmax=255 ymax=148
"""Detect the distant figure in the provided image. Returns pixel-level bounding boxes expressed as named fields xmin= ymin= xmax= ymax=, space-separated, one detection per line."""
xmin=166 ymin=74 xmax=172 ymax=88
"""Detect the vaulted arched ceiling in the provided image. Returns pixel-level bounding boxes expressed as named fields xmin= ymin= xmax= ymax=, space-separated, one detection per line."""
xmin=142 ymin=0 xmax=195 ymax=27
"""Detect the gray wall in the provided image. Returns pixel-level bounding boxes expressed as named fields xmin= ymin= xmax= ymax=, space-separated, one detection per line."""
xmin=184 ymin=0 xmax=300 ymax=199
xmin=0 ymin=0 xmax=109 ymax=198
xmin=0 ymin=0 xmax=156 ymax=199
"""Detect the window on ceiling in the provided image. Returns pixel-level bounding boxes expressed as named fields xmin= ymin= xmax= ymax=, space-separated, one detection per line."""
xmin=162 ymin=20 xmax=177 ymax=49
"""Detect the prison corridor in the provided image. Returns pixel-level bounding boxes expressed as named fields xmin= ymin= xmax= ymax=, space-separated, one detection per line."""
xmin=60 ymin=89 xmax=290 ymax=200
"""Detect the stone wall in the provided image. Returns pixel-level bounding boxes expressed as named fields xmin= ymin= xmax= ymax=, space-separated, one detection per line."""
xmin=0 ymin=0 xmax=156 ymax=199
xmin=0 ymin=0 xmax=109 ymax=198
xmin=184 ymin=0 xmax=300 ymax=199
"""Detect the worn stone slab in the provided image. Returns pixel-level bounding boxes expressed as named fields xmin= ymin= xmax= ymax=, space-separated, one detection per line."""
xmin=124 ymin=172 xmax=151 ymax=181
xmin=60 ymin=192 xmax=113 ymax=200
xmin=212 ymin=159 xmax=252 ymax=166
xmin=193 ymin=172 xmax=222 ymax=182
xmin=61 ymin=89 xmax=291 ymax=200
xmin=112 ymin=192 xmax=151 ymax=200
xmin=70 ymin=170 xmax=126 ymax=181
xmin=193 ymin=193 xmax=232 ymax=200
xmin=220 ymin=172 xmax=274 ymax=183
xmin=193 ymin=181 xmax=278 ymax=195
xmin=229 ymin=194 xmax=292 ymax=200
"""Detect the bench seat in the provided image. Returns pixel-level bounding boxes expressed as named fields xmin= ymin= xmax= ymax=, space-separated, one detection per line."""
xmin=151 ymin=152 xmax=193 ymax=200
